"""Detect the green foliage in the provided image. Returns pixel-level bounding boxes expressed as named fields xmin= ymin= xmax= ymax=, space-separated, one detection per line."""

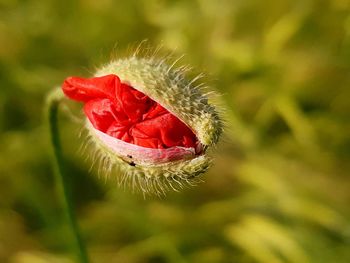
xmin=0 ymin=0 xmax=349 ymax=262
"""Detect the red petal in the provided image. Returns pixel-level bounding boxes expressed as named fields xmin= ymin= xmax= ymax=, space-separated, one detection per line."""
xmin=115 ymin=83 xmax=153 ymax=122
xmin=62 ymin=74 xmax=198 ymax=150
xmin=84 ymin=99 xmax=118 ymax=132
xmin=106 ymin=121 xmax=133 ymax=143
xmin=131 ymin=126 xmax=164 ymax=148
xmin=62 ymin=74 xmax=120 ymax=102
xmin=131 ymin=113 xmax=196 ymax=148
xmin=142 ymin=104 xmax=168 ymax=120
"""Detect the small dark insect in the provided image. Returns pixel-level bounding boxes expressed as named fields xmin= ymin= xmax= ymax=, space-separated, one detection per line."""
xmin=129 ymin=161 xmax=136 ymax=167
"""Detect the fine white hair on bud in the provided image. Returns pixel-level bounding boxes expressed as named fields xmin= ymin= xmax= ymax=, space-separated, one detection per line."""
xmin=63 ymin=49 xmax=223 ymax=195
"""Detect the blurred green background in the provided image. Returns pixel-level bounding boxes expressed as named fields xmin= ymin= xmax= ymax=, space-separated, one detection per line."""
xmin=1 ymin=0 xmax=350 ymax=262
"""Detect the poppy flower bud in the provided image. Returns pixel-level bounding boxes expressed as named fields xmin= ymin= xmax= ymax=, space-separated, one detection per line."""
xmin=62 ymin=55 xmax=222 ymax=194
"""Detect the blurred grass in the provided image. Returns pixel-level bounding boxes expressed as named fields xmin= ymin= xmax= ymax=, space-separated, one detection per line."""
xmin=1 ymin=0 xmax=350 ymax=262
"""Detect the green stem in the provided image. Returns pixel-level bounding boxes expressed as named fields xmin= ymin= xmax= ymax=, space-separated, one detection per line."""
xmin=46 ymin=88 xmax=89 ymax=263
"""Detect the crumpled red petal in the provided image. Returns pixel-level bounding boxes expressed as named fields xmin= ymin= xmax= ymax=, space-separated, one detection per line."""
xmin=62 ymin=75 xmax=119 ymax=102
xmin=62 ymin=74 xmax=197 ymax=149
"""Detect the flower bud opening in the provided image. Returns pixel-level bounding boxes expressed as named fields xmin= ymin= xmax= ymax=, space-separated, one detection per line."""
xmin=61 ymin=55 xmax=222 ymax=194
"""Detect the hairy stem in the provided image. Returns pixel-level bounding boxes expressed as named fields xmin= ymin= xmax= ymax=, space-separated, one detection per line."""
xmin=46 ymin=88 xmax=89 ymax=263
